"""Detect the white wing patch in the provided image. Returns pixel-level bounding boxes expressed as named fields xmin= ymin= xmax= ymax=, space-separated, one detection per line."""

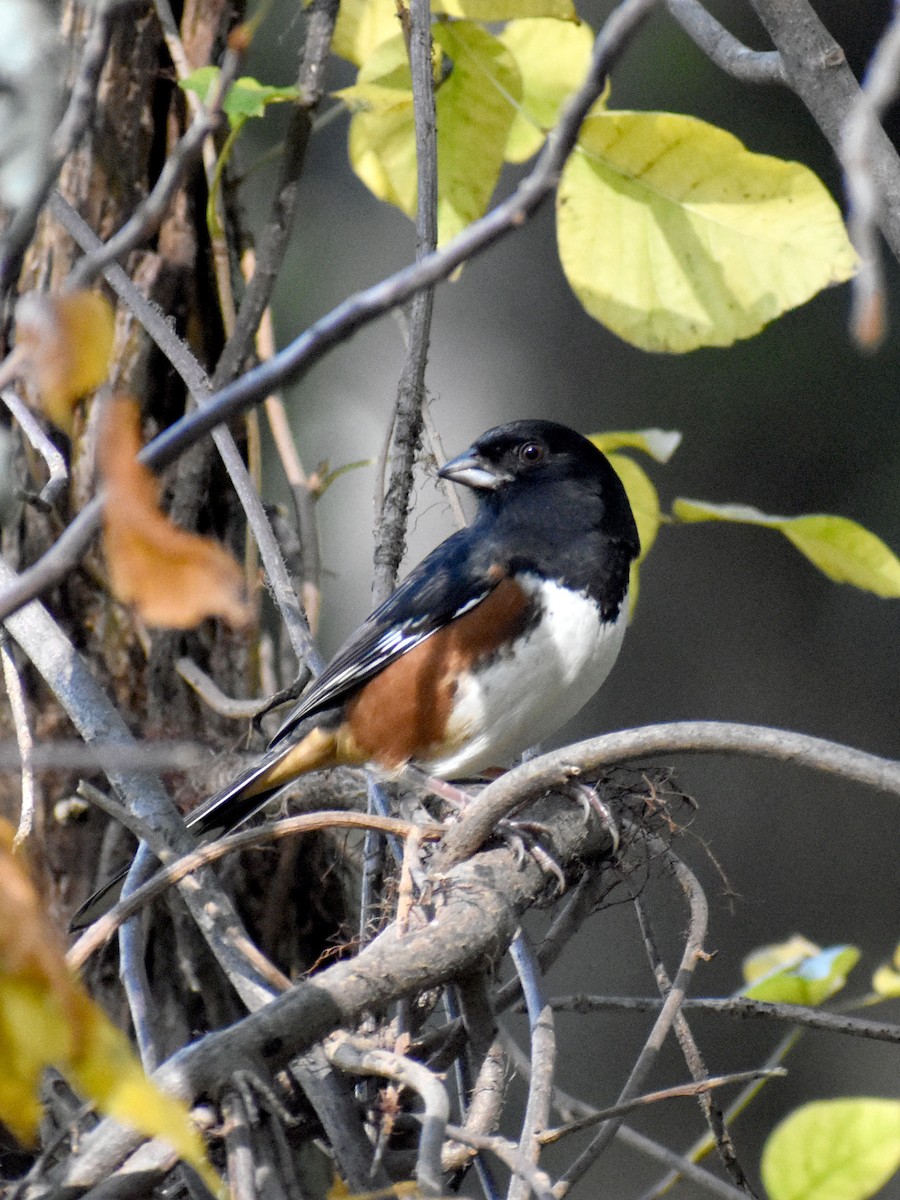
xmin=420 ymin=575 xmax=628 ymax=779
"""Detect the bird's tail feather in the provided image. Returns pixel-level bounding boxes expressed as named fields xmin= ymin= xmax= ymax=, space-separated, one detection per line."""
xmin=68 ymin=740 xmax=323 ymax=932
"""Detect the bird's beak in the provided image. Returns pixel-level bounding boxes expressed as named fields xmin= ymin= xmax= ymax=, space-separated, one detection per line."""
xmin=438 ymin=450 xmax=510 ymax=491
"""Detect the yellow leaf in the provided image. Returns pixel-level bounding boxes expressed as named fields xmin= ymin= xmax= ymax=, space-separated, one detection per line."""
xmin=762 ymin=1100 xmax=900 ymax=1200
xmin=743 ymin=935 xmax=821 ymax=985
xmin=605 ymin=451 xmax=659 ymax=615
xmin=331 ymin=0 xmax=577 ymax=63
xmin=69 ymin=1000 xmax=223 ymax=1197
xmin=15 ymin=291 xmax=115 ymax=431
xmin=873 ymin=942 xmax=900 ymax=998
xmin=331 ymin=0 xmax=401 ymax=66
xmin=344 ymin=25 xmax=521 ymax=245
xmin=0 ymin=820 xmax=221 ymax=1193
xmin=500 ymin=18 xmax=595 ymax=163
xmin=557 ymin=111 xmax=857 ymax=352
xmin=440 ymin=0 xmax=577 ymax=20
xmin=591 ymin=427 xmax=682 ymax=462
xmin=743 ymin=942 xmax=860 ymax=1006
xmin=673 ymin=498 xmax=900 ymax=597
xmin=100 ymin=397 xmax=251 ymax=628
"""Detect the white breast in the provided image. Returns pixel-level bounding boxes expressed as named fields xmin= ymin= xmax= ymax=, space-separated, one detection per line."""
xmin=421 ymin=575 xmax=628 ymax=779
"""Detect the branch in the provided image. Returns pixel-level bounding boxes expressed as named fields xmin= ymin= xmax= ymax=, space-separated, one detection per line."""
xmin=1 ymin=388 xmax=68 ymax=506
xmin=327 ymin=1035 xmax=449 ymax=1197
xmin=663 ymin=0 xmax=785 ymax=84
xmin=34 ymin=792 xmax=607 ymax=1195
xmin=370 ymin=0 xmax=438 ymax=605
xmin=549 ymin=994 xmax=900 ymax=1044
xmin=842 ymin=7 xmax=900 ymax=347
xmin=747 ymin=0 xmax=900 ymax=265
xmin=41 ymin=194 xmax=322 ymax=670
xmin=211 ymin=0 xmax=339 ymax=388
xmin=555 ymin=830 xmax=709 ymax=1194
xmin=634 ymin=893 xmax=751 ymax=1193
xmin=509 ymin=933 xmax=556 ymax=1200
xmin=438 ymin=721 xmax=900 ymax=867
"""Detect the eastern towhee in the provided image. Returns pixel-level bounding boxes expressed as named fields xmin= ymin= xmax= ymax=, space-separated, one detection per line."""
xmin=72 ymin=419 xmax=639 ymax=929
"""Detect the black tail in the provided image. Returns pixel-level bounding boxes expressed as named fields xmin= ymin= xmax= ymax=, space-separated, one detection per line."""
xmin=69 ymin=751 xmax=290 ymax=932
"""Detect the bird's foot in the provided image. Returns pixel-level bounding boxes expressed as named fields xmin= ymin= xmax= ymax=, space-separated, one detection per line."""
xmin=496 ymin=818 xmax=567 ymax=895
xmin=561 ymin=780 xmax=620 ymax=854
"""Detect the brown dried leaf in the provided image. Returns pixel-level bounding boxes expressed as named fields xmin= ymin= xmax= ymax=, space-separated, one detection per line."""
xmin=100 ymin=398 xmax=250 ymax=629
xmin=15 ymin=291 xmax=115 ymax=431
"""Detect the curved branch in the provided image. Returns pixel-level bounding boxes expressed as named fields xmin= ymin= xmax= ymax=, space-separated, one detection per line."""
xmin=438 ymin=721 xmax=900 ymax=868
xmin=664 ymin=0 xmax=785 ymax=84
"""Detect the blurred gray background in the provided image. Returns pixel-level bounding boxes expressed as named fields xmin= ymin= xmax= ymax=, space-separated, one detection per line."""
xmin=241 ymin=1 xmax=900 ymax=1193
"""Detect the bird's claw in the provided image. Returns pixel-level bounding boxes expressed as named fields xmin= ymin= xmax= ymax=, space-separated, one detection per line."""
xmin=496 ymin=818 xmax=567 ymax=894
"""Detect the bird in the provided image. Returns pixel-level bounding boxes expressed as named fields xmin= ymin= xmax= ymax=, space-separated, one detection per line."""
xmin=71 ymin=419 xmax=639 ymax=930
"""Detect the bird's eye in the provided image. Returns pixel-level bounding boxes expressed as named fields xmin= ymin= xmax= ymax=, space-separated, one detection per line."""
xmin=517 ymin=441 xmax=545 ymax=465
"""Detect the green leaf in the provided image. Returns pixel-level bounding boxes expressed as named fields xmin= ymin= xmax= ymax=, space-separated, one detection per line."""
xmin=432 ymin=23 xmax=521 ymax=243
xmin=342 ymin=25 xmax=521 ymax=245
xmin=743 ymin=943 xmax=860 ymax=1006
xmin=222 ymin=77 xmax=299 ymax=124
xmin=672 ymin=499 xmax=900 ymax=598
xmin=179 ymin=67 xmax=298 ymax=128
xmin=499 ymin=18 xmax=595 ymax=163
xmin=557 ymin=110 xmax=857 ymax=352
xmin=761 ymin=1099 xmax=900 ymax=1200
xmin=180 ymin=65 xmax=221 ymax=104
xmin=592 ymin=428 xmax=682 ymax=463
xmin=331 ymin=0 xmax=576 ymax=65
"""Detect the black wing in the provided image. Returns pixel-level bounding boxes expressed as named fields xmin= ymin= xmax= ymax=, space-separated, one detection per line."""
xmin=268 ymin=525 xmax=497 ymax=748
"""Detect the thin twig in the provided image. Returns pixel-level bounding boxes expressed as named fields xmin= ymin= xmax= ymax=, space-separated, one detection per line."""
xmin=0 ymin=633 xmax=36 ymax=845
xmin=252 ymin=287 xmax=323 ymax=632
xmin=1 ymin=389 xmax=68 ymax=507
xmin=445 ymin=1124 xmax=556 ymax=1200
xmin=555 ymin=828 xmax=709 ymax=1194
xmin=549 ymin=993 xmax=900 ymax=1044
xmin=327 ymin=1034 xmax=449 ymax=1197
xmin=634 ymin=892 xmax=751 ymax=1193
xmin=639 ymin=1026 xmax=801 ymax=1200
xmin=370 ymin=0 xmax=438 ymax=606
xmin=0 ymin=737 xmax=210 ymax=771
xmin=503 ymin=1031 xmax=749 ymax=1200
xmin=539 ymin=1068 xmax=786 ymax=1144
xmin=423 ymin=401 xmax=467 ymax=529
xmin=509 ymin=932 xmax=555 ymax=1200
xmin=67 ymin=811 xmax=440 ymax=970
xmin=210 ymin=0 xmax=339 ymax=388
xmin=663 ymin=0 xmax=784 ymax=84
xmin=618 ymin=1124 xmax=750 ymax=1200
xmin=175 ymin=657 xmax=269 ymax=720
